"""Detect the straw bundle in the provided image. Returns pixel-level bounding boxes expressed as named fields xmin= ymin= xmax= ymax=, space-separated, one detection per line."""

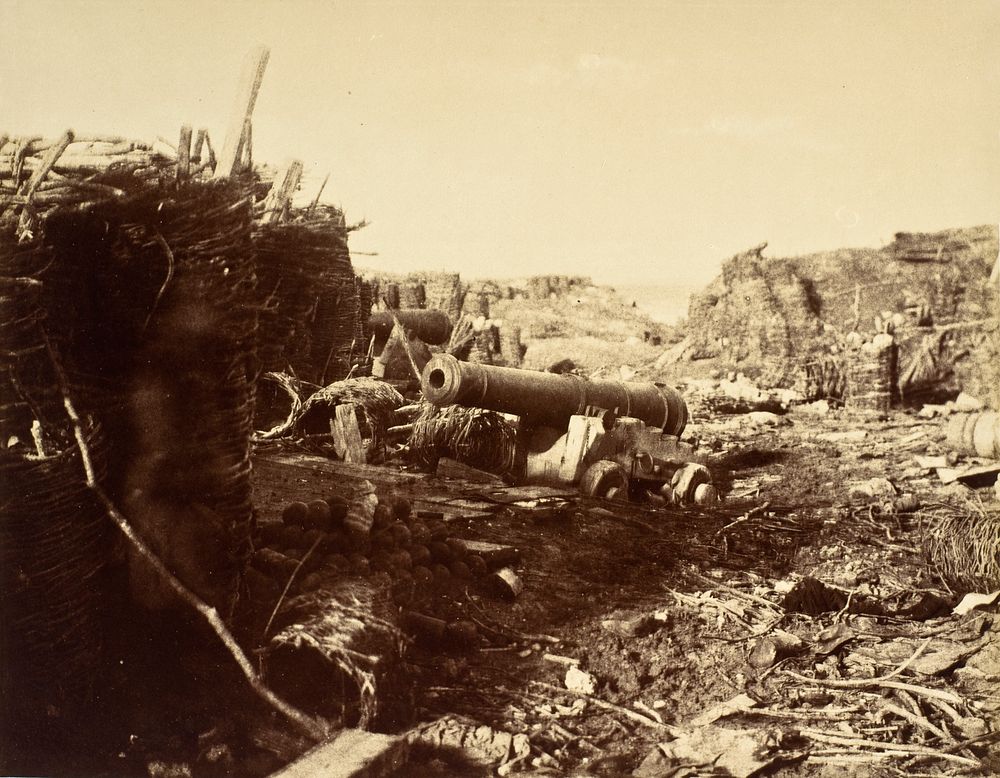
xmin=409 ymin=402 xmax=517 ymax=475
xmin=445 ymin=315 xmax=476 ymax=360
xmin=295 ymin=377 xmax=404 ymax=450
xmin=920 ymin=501 xmax=1000 ymax=593
xmin=265 ymin=580 xmax=403 ymax=727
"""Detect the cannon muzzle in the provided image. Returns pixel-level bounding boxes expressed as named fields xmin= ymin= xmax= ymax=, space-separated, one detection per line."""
xmin=421 ymin=355 xmax=687 ymax=436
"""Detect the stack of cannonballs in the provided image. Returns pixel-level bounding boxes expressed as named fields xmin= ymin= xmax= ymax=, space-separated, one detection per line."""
xmin=251 ymin=488 xmax=492 ymax=607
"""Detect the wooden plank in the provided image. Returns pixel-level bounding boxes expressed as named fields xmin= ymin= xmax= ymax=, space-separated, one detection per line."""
xmin=481 ymin=485 xmax=577 ymax=504
xmin=436 ymin=457 xmax=505 ymax=485
xmin=255 ymin=451 xmax=426 ymax=488
xmin=213 ymin=44 xmax=270 ymax=179
xmin=463 ymin=540 xmax=521 ymax=567
xmin=332 ymin=403 xmax=366 ymax=464
xmin=270 ymin=729 xmax=409 ymax=778
xmin=241 ymin=116 xmax=253 ymax=172
xmin=262 ymin=159 xmax=304 ymax=224
xmin=559 ymin=415 xmax=603 ymax=483
xmin=176 ymin=124 xmax=192 ymax=182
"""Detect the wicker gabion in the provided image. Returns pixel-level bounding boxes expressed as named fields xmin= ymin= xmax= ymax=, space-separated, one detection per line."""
xmin=1 ymin=220 xmax=112 ymax=722
xmin=264 ymin=580 xmax=403 ymax=728
xmin=0 ymin=422 xmax=111 ymax=721
xmin=843 ymin=333 xmax=897 ymax=413
xmin=38 ymin=180 xmax=259 ymax=616
xmin=253 ymin=207 xmax=359 ymax=385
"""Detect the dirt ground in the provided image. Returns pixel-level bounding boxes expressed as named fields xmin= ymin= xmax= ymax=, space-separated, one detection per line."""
xmin=4 ymin=381 xmax=997 ymax=778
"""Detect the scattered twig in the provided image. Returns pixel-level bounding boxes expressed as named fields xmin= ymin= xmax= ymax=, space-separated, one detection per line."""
xmin=529 ymin=681 xmax=667 ymax=731
xmin=787 ymin=637 xmax=932 ymax=688
xmin=262 ymin=536 xmax=323 ymax=639
xmin=801 ymin=729 xmax=980 ymax=768
xmin=740 ymin=706 xmax=859 ymax=721
xmin=716 ymin=501 xmax=770 ymax=535
xmin=882 ymin=702 xmax=955 ymax=744
xmin=689 ymin=571 xmax=784 ymax=613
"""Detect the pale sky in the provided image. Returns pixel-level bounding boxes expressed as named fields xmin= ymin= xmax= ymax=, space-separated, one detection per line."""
xmin=2 ymin=1 xmax=998 ymax=288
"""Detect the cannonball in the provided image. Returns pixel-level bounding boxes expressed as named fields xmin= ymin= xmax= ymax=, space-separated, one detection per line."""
xmin=431 ymin=563 xmax=451 ymax=584
xmin=393 ymin=549 xmax=413 ymax=571
xmin=413 ymin=565 xmax=434 ymax=587
xmin=305 ymin=499 xmax=333 ymax=530
xmin=280 ymin=524 xmax=307 ymax=549
xmin=391 ymin=496 xmax=412 ymax=521
xmin=345 ymin=528 xmax=371 ymax=555
xmin=370 ymin=571 xmax=393 ymax=590
xmin=408 ymin=543 xmax=432 ymax=567
xmin=429 ymin=541 xmax=453 ymax=563
xmin=259 ymin=522 xmax=284 ymax=546
xmin=282 ymin=501 xmax=309 ymax=527
xmin=389 ymin=522 xmax=412 ymax=546
xmin=449 ymin=560 xmax=471 ymax=580
xmin=320 ymin=530 xmax=348 ymax=554
xmin=409 ymin=521 xmax=431 ymax=543
xmin=426 ymin=520 xmax=448 ymax=540
xmin=370 ymin=551 xmax=394 ymax=573
xmin=372 ymin=503 xmax=393 ymax=530
xmin=467 ymin=555 xmax=488 ymax=578
xmin=325 ymin=494 xmax=350 ymax=522
xmin=371 ymin=530 xmax=396 ymax=552
xmin=299 ymin=572 xmax=324 ymax=592
xmin=445 ymin=537 xmax=467 ymax=559
xmin=348 ymin=554 xmax=371 ymax=577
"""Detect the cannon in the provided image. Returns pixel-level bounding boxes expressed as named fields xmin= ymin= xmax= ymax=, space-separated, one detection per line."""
xmin=368 ymin=309 xmax=452 ymax=346
xmin=420 ymin=355 xmax=716 ymax=505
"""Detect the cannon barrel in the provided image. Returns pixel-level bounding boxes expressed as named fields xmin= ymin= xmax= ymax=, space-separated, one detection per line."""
xmin=421 ymin=355 xmax=688 ymax=436
xmin=367 ymin=309 xmax=453 ymax=345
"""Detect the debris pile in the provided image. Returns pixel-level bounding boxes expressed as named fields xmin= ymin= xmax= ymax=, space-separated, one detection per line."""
xmin=680 ymin=226 xmax=998 ymax=406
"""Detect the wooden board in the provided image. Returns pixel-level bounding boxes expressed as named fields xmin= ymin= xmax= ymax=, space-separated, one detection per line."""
xmin=270 ymin=729 xmax=409 ymax=778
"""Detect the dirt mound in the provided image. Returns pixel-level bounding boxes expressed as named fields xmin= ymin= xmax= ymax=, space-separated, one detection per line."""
xmin=684 ymin=225 xmax=999 ymax=401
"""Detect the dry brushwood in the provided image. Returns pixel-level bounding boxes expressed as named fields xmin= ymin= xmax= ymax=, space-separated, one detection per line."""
xmin=265 ymin=580 xmax=404 ymax=729
xmin=919 ymin=499 xmax=1000 ymax=593
xmin=409 ymin=402 xmax=517 ymax=475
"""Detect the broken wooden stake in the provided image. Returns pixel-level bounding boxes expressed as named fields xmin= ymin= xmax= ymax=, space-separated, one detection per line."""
xmin=490 ymin=567 xmax=523 ymax=600
xmin=263 ymin=159 xmax=304 ymax=224
xmin=214 ymin=44 xmax=270 ymax=179
xmin=331 ymin=403 xmax=366 ymax=464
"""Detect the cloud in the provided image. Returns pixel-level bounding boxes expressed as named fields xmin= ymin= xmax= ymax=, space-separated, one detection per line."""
xmin=703 ymin=114 xmax=796 ymax=138
xmin=520 ymin=53 xmax=647 ymax=89
xmin=669 ymin=113 xmax=842 ymax=151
